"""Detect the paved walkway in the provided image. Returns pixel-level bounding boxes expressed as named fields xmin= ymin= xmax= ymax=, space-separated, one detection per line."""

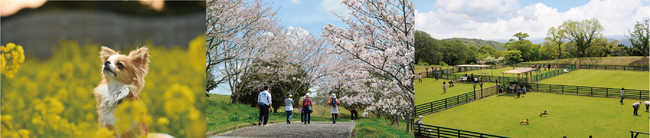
xmin=213 ymin=121 xmax=355 ymax=138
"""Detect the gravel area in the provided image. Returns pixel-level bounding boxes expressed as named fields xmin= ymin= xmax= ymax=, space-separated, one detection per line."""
xmin=214 ymin=121 xmax=355 ymax=138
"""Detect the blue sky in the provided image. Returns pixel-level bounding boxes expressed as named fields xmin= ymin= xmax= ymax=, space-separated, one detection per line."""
xmin=271 ymin=0 xmax=348 ymax=37
xmin=211 ymin=0 xmax=347 ymax=95
xmin=415 ymin=0 xmax=650 ymax=40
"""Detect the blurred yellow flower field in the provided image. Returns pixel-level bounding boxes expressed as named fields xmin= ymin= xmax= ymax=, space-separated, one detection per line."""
xmin=1 ymin=35 xmax=206 ymax=137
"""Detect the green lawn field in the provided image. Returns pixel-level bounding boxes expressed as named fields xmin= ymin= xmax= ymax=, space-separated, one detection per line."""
xmin=421 ymin=92 xmax=649 ymax=137
xmin=354 ymin=118 xmax=411 ymax=138
xmin=415 ymin=78 xmax=495 ymax=105
xmin=538 ymin=69 xmax=649 ymax=90
xmin=452 ymin=67 xmax=556 ymax=77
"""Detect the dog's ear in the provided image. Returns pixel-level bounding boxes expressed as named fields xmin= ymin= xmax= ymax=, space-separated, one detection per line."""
xmin=129 ymin=46 xmax=149 ymax=70
xmin=100 ymin=46 xmax=118 ymax=62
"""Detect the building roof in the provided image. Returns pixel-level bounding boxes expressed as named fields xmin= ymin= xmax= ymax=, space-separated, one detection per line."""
xmin=454 ymin=65 xmax=492 ymax=68
xmin=502 ymin=68 xmax=536 ymax=74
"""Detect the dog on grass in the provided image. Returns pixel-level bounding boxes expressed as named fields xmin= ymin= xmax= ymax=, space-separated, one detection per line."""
xmin=539 ymin=110 xmax=548 ymax=117
xmin=93 ymin=47 xmax=171 ymax=138
xmin=519 ymin=119 xmax=529 ymax=125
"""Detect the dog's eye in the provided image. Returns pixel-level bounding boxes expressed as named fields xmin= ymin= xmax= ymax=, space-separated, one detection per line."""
xmin=116 ymin=62 xmax=124 ymax=68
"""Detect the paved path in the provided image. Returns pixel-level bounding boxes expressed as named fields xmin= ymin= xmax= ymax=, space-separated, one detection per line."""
xmin=213 ymin=121 xmax=355 ymax=138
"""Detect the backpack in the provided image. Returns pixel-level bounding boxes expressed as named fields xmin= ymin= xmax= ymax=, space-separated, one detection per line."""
xmin=303 ymin=99 xmax=311 ymax=108
xmin=330 ymin=98 xmax=338 ymax=107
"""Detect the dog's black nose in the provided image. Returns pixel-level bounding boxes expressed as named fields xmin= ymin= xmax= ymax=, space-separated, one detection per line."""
xmin=104 ymin=61 xmax=110 ymax=66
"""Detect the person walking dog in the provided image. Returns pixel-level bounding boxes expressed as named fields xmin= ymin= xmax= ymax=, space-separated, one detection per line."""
xmin=284 ymin=94 xmax=294 ymax=124
xmin=328 ymin=93 xmax=341 ymax=124
xmin=257 ymin=86 xmax=272 ymax=126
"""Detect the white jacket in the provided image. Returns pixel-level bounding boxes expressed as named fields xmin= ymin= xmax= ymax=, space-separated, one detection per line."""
xmin=258 ymin=90 xmax=272 ymax=106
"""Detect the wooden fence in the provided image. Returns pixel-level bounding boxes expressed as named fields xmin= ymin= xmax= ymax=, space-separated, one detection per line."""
xmin=530 ymin=83 xmax=649 ymax=100
xmin=415 ymin=124 xmax=508 ymax=138
xmin=415 ymin=85 xmax=501 ymax=116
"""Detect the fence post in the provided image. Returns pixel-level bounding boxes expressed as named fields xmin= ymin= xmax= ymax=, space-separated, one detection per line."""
xmin=445 ymin=99 xmax=447 ymax=108
xmin=640 ymin=90 xmax=642 ymax=99
xmin=550 ymin=84 xmax=552 ymax=93
xmin=458 ymin=130 xmax=461 ymax=137
xmin=430 ymin=102 xmax=433 ymax=113
xmin=590 ymin=87 xmax=593 ymax=96
xmin=562 ymin=85 xmax=564 ymax=94
xmin=576 ymin=86 xmax=579 ymax=95
xmin=606 ymin=89 xmax=609 ymax=97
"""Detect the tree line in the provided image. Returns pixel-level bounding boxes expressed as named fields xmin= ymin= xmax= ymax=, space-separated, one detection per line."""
xmin=416 ymin=18 xmax=649 ymax=65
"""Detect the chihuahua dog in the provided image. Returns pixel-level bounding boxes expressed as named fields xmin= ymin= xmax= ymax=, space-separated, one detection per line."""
xmin=539 ymin=110 xmax=548 ymax=117
xmin=520 ymin=119 xmax=529 ymax=125
xmin=93 ymin=46 xmax=150 ymax=137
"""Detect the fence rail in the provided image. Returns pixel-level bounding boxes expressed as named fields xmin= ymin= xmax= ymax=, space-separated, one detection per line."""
xmin=415 ymin=124 xmax=508 ymax=138
xmin=530 ymin=83 xmax=649 ymax=100
xmin=415 ymin=85 xmax=501 ymax=116
xmin=579 ymin=64 xmax=649 ymax=71
xmin=415 ymin=91 xmax=475 ymax=116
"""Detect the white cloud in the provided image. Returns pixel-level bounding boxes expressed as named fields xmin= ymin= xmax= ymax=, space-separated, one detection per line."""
xmin=290 ymin=0 xmax=301 ymax=4
xmin=416 ymin=0 xmax=650 ymax=40
xmin=320 ymin=0 xmax=349 ymax=17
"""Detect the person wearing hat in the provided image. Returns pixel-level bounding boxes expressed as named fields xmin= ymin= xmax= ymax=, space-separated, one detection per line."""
xmin=328 ymin=93 xmax=341 ymax=124
xmin=416 ymin=115 xmax=423 ymax=124
xmin=284 ymin=94 xmax=294 ymax=124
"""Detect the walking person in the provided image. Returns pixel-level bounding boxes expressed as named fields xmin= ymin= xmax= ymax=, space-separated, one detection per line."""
xmin=257 ymin=86 xmax=272 ymax=126
xmin=620 ymin=88 xmax=625 ymax=103
xmin=516 ymin=84 xmax=521 ymax=98
xmin=418 ymin=73 xmax=422 ymax=83
xmin=442 ymin=81 xmax=447 ymax=94
xmin=302 ymin=94 xmax=313 ymax=125
xmin=633 ymin=101 xmax=641 ymax=115
xmin=521 ymin=84 xmax=526 ymax=97
xmin=284 ymin=94 xmax=294 ymax=124
xmin=328 ymin=94 xmax=341 ymax=124
xmin=299 ymin=96 xmax=304 ymax=123
xmin=350 ymin=105 xmax=358 ymax=122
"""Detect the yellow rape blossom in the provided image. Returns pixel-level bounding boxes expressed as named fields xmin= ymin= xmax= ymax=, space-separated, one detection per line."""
xmin=1 ymin=43 xmax=25 ymax=78
xmin=163 ymin=84 xmax=195 ymax=115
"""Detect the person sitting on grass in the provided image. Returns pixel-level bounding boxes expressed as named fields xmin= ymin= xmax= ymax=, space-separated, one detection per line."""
xmin=633 ymin=101 xmax=641 ymax=115
xmin=442 ymin=81 xmax=447 ymax=94
xmin=416 ymin=115 xmax=423 ymax=124
xmin=508 ymin=84 xmax=513 ymax=93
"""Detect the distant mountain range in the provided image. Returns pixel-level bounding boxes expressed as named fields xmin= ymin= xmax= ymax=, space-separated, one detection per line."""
xmin=439 ymin=35 xmax=634 ymax=51
xmin=441 ymin=38 xmax=506 ymax=50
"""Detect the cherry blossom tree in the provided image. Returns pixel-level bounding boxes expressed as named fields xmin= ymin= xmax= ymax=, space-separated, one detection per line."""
xmin=321 ymin=0 xmax=415 ymax=132
xmin=206 ymin=0 xmax=282 ymax=102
